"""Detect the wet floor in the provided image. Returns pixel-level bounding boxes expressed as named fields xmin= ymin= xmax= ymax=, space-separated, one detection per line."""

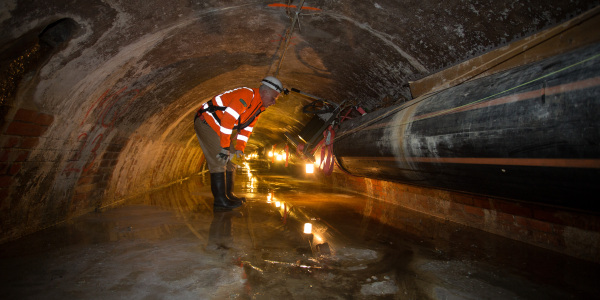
xmin=1 ymin=163 xmax=599 ymax=299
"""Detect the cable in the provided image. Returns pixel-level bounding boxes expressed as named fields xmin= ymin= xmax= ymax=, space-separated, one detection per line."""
xmin=334 ymin=51 xmax=600 ymax=142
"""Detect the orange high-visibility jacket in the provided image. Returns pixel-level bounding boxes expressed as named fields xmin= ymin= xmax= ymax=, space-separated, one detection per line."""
xmin=197 ymin=87 xmax=265 ymax=152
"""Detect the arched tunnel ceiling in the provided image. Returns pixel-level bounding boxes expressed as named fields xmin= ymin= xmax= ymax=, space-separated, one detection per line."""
xmin=1 ymin=0 xmax=598 ymax=153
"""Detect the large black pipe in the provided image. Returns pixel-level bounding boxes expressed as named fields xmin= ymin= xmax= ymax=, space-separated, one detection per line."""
xmin=334 ymin=43 xmax=600 ymax=212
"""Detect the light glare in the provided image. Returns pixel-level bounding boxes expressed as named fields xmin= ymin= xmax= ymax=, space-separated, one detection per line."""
xmin=306 ymin=163 xmax=314 ymax=174
xmin=304 ymin=223 xmax=312 ymax=234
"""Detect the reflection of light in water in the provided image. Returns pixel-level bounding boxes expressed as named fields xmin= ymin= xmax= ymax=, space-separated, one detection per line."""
xmin=244 ymin=163 xmax=252 ymax=177
xmin=243 ymin=162 xmax=256 ymax=192
xmin=304 ymin=223 xmax=312 ymax=234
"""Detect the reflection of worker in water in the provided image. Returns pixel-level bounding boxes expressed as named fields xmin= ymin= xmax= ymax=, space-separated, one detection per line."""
xmin=207 ymin=210 xmax=241 ymax=250
xmin=194 ymin=76 xmax=284 ymax=211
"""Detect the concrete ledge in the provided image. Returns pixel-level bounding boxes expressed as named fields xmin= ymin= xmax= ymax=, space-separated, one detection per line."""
xmin=326 ymin=171 xmax=600 ymax=263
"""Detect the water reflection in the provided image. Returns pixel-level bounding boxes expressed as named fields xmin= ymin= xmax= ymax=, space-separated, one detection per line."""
xmin=263 ymin=190 xmax=333 ymax=258
xmin=207 ymin=210 xmax=242 ymax=250
xmin=242 ymin=162 xmax=258 ymax=194
xmin=0 ymin=169 xmax=597 ymax=299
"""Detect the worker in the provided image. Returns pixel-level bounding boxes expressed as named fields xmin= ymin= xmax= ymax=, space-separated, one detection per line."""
xmin=194 ymin=76 xmax=284 ymax=211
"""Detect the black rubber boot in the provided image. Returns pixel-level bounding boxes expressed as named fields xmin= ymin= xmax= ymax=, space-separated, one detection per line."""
xmin=211 ymin=172 xmax=242 ymax=211
xmin=226 ymin=171 xmax=246 ymax=203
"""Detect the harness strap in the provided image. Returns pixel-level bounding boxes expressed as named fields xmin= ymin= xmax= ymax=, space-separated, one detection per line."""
xmin=196 ymin=100 xmax=225 ymax=124
xmin=195 ymin=89 xmax=259 ymax=131
xmin=236 ymin=108 xmax=262 ymax=130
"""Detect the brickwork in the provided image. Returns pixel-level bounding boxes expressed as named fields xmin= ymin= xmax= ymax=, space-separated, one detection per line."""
xmin=0 ymin=108 xmax=56 ymax=240
xmin=70 ymin=139 xmax=126 ymax=215
xmin=102 ymin=135 xmax=206 ymax=210
xmin=0 ymin=109 xmax=53 ymax=210
xmin=0 ymin=105 xmax=206 ymax=243
xmin=325 ymin=170 xmax=600 ymax=263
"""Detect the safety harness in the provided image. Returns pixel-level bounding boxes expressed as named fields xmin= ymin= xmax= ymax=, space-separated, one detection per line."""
xmin=195 ymin=90 xmax=262 ymax=131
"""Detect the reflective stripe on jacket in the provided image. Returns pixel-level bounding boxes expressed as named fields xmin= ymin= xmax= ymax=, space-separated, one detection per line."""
xmin=199 ymin=87 xmax=265 ymax=151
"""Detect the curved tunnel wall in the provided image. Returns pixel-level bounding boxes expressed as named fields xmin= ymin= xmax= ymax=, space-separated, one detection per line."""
xmin=1 ymin=0 xmax=599 ymax=253
xmin=334 ymin=43 xmax=600 ymax=212
xmin=0 ymin=2 xmax=290 ymax=242
xmin=0 ymin=104 xmax=205 ymax=242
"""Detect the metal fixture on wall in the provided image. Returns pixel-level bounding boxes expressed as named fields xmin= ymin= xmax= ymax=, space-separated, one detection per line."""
xmin=274 ymin=0 xmax=306 ymax=77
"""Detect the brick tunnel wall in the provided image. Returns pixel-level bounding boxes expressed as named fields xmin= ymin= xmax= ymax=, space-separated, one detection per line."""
xmin=3 ymin=103 xmax=599 ymax=264
xmin=1 ymin=108 xmax=58 ymax=241
xmin=0 ymin=106 xmax=204 ymax=243
xmin=103 ymin=134 xmax=205 ymax=207
xmin=322 ymin=170 xmax=600 ymax=263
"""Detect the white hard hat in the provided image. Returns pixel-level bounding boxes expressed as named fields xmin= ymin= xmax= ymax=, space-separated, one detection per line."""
xmin=261 ymin=76 xmax=283 ymax=93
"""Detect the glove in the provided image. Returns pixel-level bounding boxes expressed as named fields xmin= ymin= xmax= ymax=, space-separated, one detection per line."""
xmin=233 ymin=150 xmax=244 ymax=160
xmin=216 ymin=148 xmax=230 ymax=164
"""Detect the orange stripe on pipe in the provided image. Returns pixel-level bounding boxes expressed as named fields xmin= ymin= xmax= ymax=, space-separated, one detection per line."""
xmin=342 ymin=157 xmax=600 ymax=168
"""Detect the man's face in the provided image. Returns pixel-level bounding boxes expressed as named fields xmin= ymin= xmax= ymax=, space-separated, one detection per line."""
xmin=262 ymin=89 xmax=280 ymax=108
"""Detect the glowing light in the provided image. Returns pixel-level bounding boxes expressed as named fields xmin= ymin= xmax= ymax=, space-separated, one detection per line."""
xmin=314 ymin=158 xmax=320 ymax=166
xmin=276 ymin=154 xmax=284 ymax=161
xmin=268 ymin=151 xmax=273 ymax=157
xmin=304 ymin=223 xmax=313 ymax=234
xmin=305 ymin=163 xmax=314 ymax=174
xmin=267 ymin=193 xmax=272 ymax=203
xmin=275 ymin=201 xmax=281 ymax=207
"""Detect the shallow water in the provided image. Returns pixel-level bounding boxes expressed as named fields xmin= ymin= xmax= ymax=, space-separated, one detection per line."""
xmin=1 ymin=164 xmax=598 ymax=299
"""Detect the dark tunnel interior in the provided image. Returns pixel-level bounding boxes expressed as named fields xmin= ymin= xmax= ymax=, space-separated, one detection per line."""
xmin=1 ymin=1 xmax=600 ymax=298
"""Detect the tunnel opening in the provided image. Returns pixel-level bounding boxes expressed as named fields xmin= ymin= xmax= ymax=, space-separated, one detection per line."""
xmin=38 ymin=18 xmax=79 ymax=50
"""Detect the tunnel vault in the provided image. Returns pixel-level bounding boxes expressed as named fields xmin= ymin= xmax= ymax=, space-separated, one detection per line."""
xmin=0 ymin=1 xmax=599 ymax=262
